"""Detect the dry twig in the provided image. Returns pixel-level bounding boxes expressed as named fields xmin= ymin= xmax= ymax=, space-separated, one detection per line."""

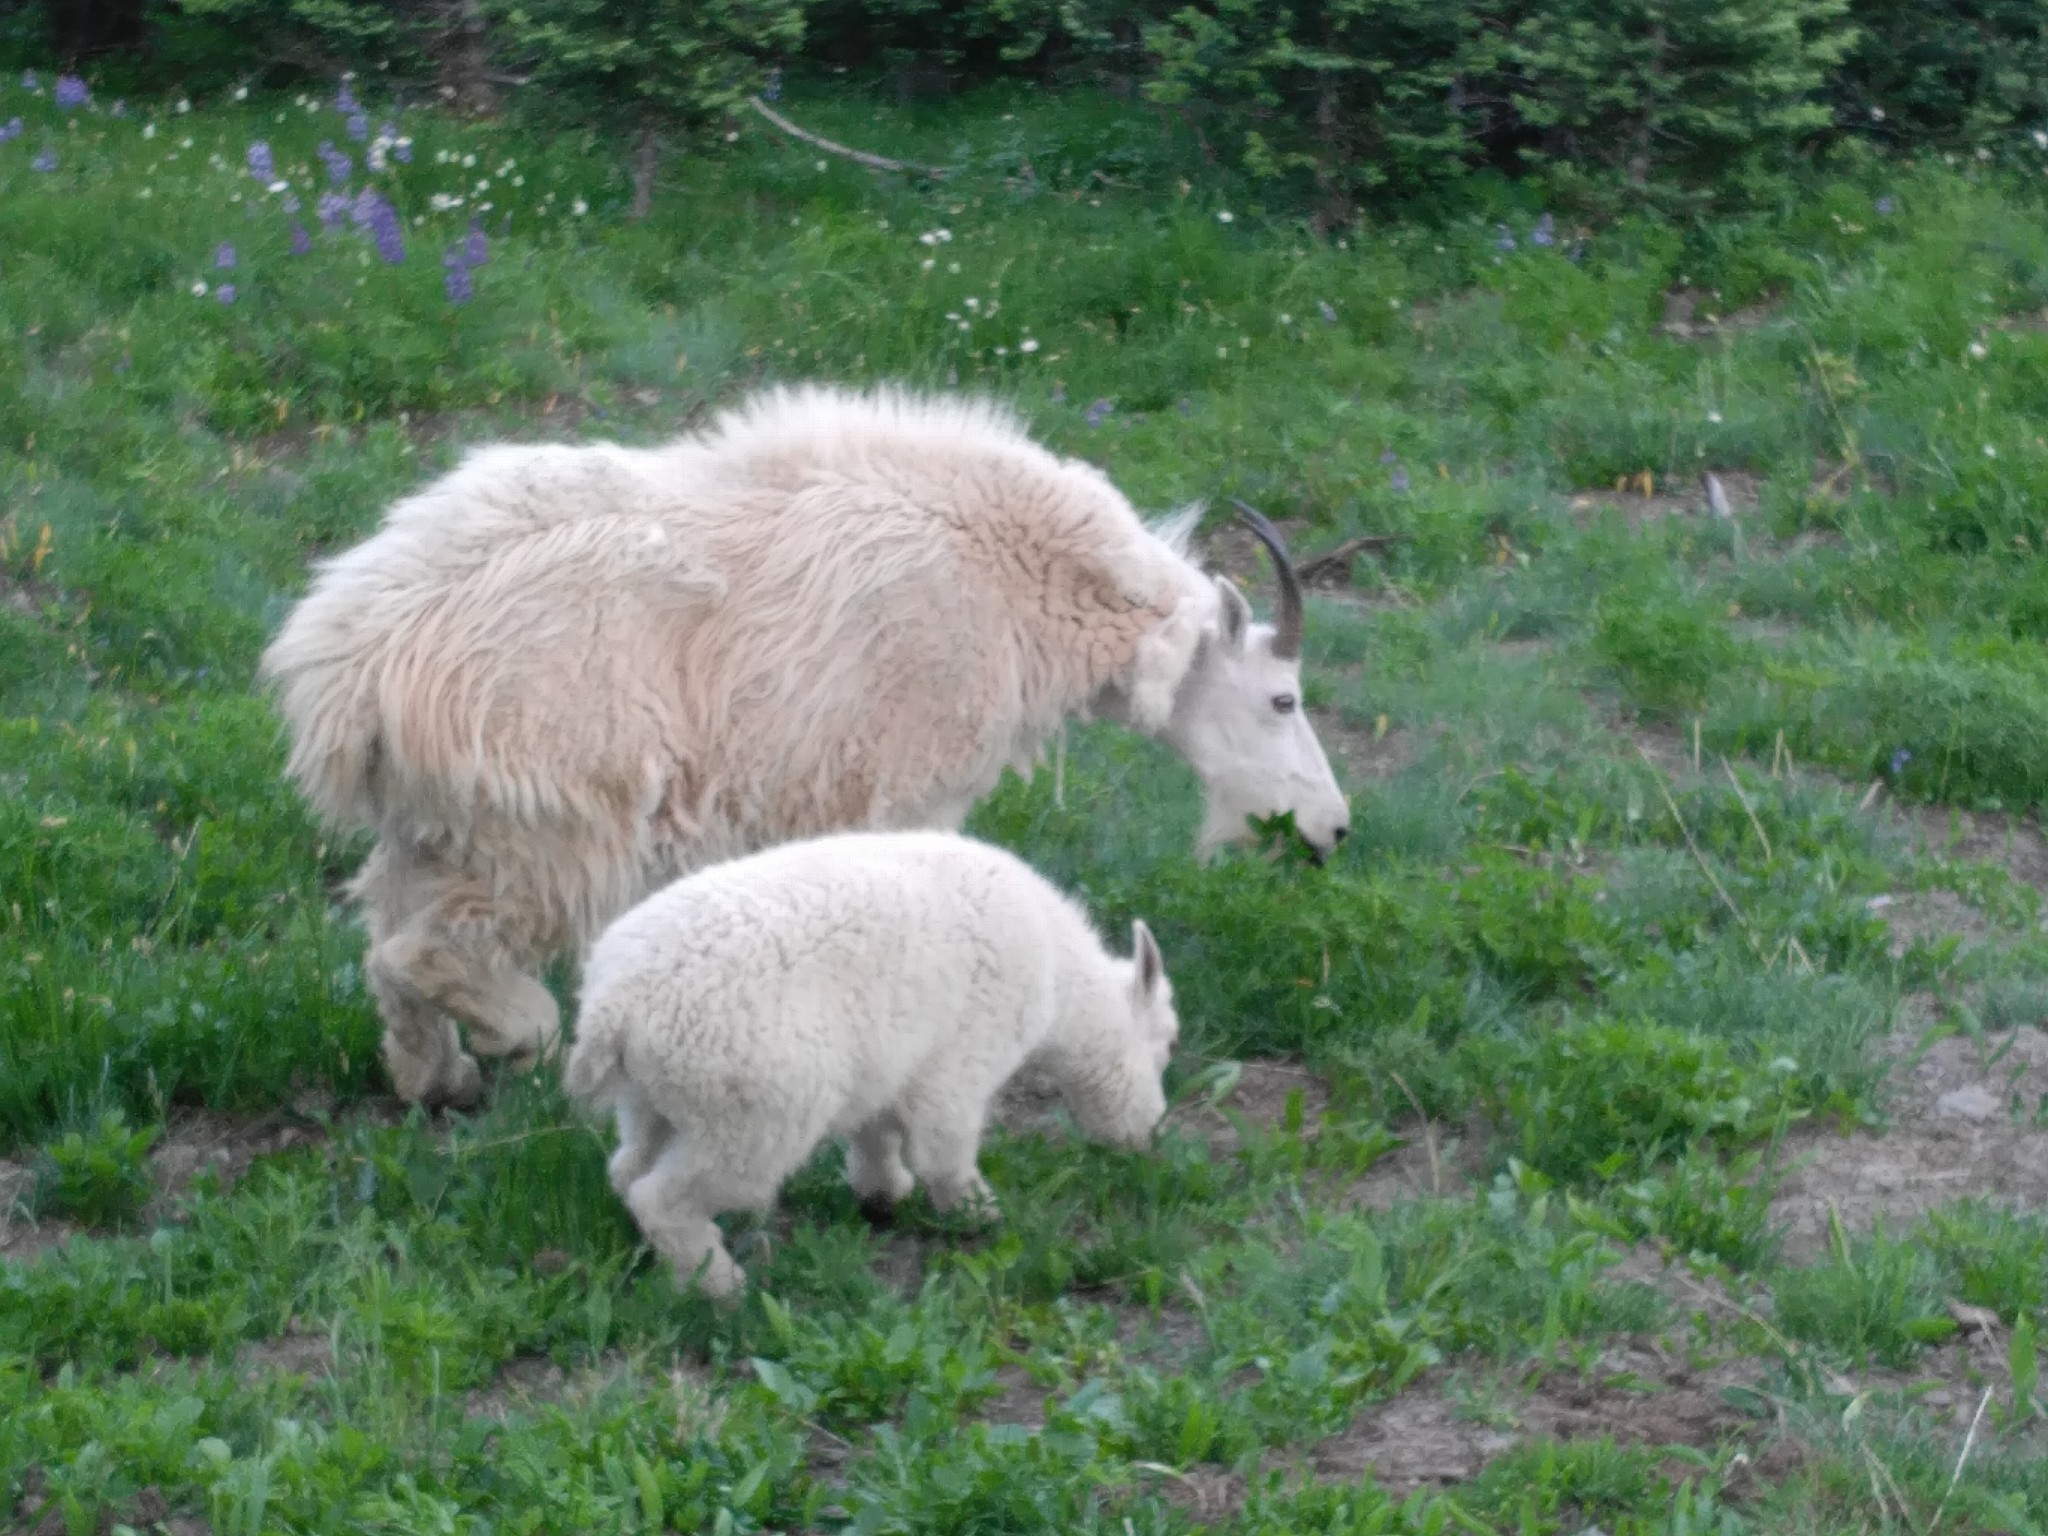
xmin=746 ymin=96 xmax=948 ymax=178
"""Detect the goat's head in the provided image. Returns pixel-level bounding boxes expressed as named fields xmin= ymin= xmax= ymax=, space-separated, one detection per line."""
xmin=1162 ymin=501 xmax=1351 ymax=862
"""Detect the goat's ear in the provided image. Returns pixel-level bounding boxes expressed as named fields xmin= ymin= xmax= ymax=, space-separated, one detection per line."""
xmin=1213 ymin=575 xmax=1252 ymax=652
xmin=1125 ymin=599 xmax=1203 ymax=734
xmin=1131 ymin=919 xmax=1164 ymax=1000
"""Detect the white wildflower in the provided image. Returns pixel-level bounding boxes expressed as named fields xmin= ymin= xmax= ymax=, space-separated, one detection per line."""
xmin=1984 ymin=443 xmax=1998 ymax=457
xmin=461 ymin=153 xmax=476 ymax=168
xmin=571 ymin=197 xmax=588 ymax=217
xmin=267 ymin=179 xmax=287 ymax=194
xmin=1969 ymin=340 xmax=1988 ymax=358
xmin=142 ymin=122 xmax=155 ymax=140
xmin=1279 ymin=313 xmax=1292 ymax=325
xmin=233 ymin=86 xmax=248 ymax=101
xmin=1707 ymin=410 xmax=1723 ymax=424
xmin=964 ymin=296 xmax=980 ymax=310
xmin=191 ymin=280 xmax=208 ymax=296
xmin=1216 ymin=210 xmax=1234 ymax=223
xmin=175 ymin=98 xmax=190 ymax=113
xmin=1019 ymin=337 xmax=1039 ymax=354
xmin=921 ymin=257 xmax=935 ymax=272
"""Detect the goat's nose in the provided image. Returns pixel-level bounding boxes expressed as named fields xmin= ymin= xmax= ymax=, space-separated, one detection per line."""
xmin=1332 ymin=825 xmax=1350 ymax=844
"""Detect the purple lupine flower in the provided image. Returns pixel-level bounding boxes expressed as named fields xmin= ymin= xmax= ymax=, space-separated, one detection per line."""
xmin=31 ymin=147 xmax=56 ymax=173
xmin=279 ymin=191 xmax=300 ymax=214
xmin=1083 ymin=398 xmax=1114 ymax=428
xmin=463 ymin=216 xmax=488 ymax=267
xmin=1890 ymin=747 xmax=1912 ymax=776
xmin=353 ymin=189 xmax=404 ymax=264
xmin=0 ymin=118 xmax=21 ymax=142
xmin=445 ymin=259 xmax=474 ymax=304
xmin=21 ymin=71 xmax=37 ymax=91
xmin=1050 ymin=383 xmax=1066 ymax=404
xmin=763 ymin=68 xmax=783 ymax=104
xmin=215 ymin=242 xmax=237 ymax=269
xmin=1875 ymin=195 xmax=1896 ymax=216
xmin=54 ymin=75 xmax=89 ymax=110
xmin=1495 ymin=223 xmax=1517 ymax=252
xmin=392 ymin=134 xmax=412 ymax=164
xmin=336 ymin=80 xmax=360 ymax=114
xmin=318 ymin=141 xmax=351 ymax=185
xmin=316 ymin=190 xmax=349 ymax=230
xmin=247 ymin=140 xmax=274 ymax=180
xmin=216 ymin=283 xmax=237 ymax=305
xmin=289 ymin=221 xmax=313 ymax=255
xmin=1390 ymin=467 xmax=1411 ymax=492
xmin=1531 ymin=212 xmax=1556 ymax=247
xmin=1379 ymin=448 xmax=1399 ymax=464
xmin=346 ymin=111 xmax=369 ymax=142
xmin=1317 ymin=299 xmax=1338 ymax=325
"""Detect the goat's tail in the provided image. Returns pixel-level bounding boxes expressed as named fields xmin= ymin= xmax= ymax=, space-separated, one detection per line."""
xmin=561 ymin=1016 xmax=626 ymax=1116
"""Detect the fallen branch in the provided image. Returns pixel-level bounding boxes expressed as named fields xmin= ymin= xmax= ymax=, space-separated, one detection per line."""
xmin=745 ymin=96 xmax=948 ymax=179
xmin=1296 ymin=532 xmax=1408 ymax=586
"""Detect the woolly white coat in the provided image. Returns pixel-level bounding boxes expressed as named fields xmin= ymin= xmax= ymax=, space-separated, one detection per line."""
xmin=563 ymin=829 xmax=1179 ymax=1299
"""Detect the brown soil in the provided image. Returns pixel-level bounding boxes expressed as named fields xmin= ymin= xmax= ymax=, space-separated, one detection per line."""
xmin=1766 ymin=1017 xmax=2048 ymax=1262
xmin=1659 ymin=287 xmax=1785 ymax=342
xmin=1313 ymin=1345 xmax=1769 ymax=1496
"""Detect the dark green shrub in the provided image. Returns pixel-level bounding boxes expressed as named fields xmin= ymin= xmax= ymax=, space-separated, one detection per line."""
xmin=1142 ymin=0 xmax=1479 ymax=220
xmin=1836 ymin=0 xmax=2048 ymax=148
xmin=1499 ymin=0 xmax=1855 ymax=213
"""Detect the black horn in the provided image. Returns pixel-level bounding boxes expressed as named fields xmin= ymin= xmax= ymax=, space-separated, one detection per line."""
xmin=1230 ymin=498 xmax=1304 ymax=659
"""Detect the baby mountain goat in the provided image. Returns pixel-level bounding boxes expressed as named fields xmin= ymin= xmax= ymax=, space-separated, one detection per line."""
xmin=563 ymin=830 xmax=1180 ymax=1300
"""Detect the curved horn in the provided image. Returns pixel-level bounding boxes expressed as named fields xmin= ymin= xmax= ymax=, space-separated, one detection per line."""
xmin=1230 ymin=498 xmax=1304 ymax=659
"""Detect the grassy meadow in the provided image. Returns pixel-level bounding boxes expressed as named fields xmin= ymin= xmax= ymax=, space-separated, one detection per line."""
xmin=6 ymin=61 xmax=2048 ymax=1534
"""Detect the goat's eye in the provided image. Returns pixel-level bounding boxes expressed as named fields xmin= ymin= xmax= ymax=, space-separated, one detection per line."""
xmin=1272 ymin=693 xmax=1298 ymax=715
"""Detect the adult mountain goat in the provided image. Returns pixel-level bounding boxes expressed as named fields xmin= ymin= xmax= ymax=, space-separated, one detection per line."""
xmin=260 ymin=383 xmax=1349 ymax=1108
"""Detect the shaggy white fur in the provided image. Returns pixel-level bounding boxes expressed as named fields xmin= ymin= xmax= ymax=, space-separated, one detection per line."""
xmin=259 ymin=382 xmax=1338 ymax=1108
xmin=563 ymin=829 xmax=1179 ymax=1300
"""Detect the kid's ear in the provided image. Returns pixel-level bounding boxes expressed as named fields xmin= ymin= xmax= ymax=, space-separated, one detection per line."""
xmin=1213 ymin=575 xmax=1253 ymax=652
xmin=1131 ymin=919 xmax=1164 ymax=999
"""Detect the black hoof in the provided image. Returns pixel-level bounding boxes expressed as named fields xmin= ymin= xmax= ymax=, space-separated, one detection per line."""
xmin=858 ymin=1194 xmax=899 ymax=1227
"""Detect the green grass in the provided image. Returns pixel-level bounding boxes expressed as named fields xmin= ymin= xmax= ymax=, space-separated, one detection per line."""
xmin=5 ymin=58 xmax=2048 ymax=1536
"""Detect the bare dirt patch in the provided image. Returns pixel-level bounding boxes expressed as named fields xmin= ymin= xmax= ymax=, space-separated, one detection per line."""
xmin=994 ymin=1057 xmax=1334 ymax=1156
xmin=1569 ymin=469 xmax=1762 ymax=531
xmin=1344 ymin=1113 xmax=1490 ymax=1211
xmin=1312 ymin=1344 xmax=1769 ymax=1497
xmin=12 ymin=1468 xmax=211 ymax=1536
xmin=235 ymin=1322 xmax=336 ymax=1385
xmin=1313 ymin=707 xmax=1419 ymax=791
xmin=462 ymin=1349 xmax=720 ymax=1427
xmin=1890 ymin=800 xmax=2048 ymax=897
xmin=1660 ymin=287 xmax=1785 ymax=342
xmin=1767 ymin=1016 xmax=2048 ymax=1261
